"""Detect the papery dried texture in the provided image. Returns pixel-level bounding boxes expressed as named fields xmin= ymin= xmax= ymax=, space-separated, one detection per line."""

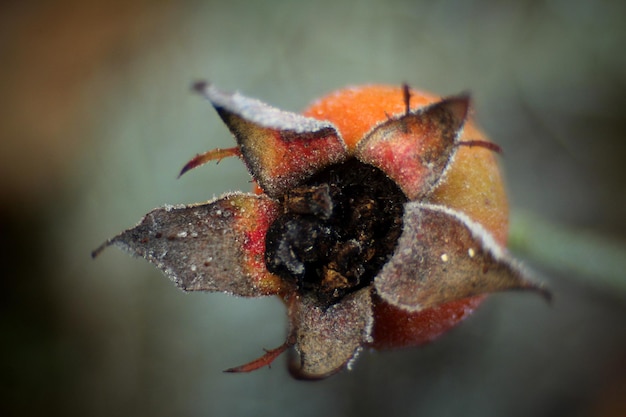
xmin=355 ymin=95 xmax=469 ymax=200
xmin=93 ymin=193 xmax=284 ymax=296
xmin=375 ymin=203 xmax=549 ymax=311
xmin=95 ymin=83 xmax=550 ymax=379
xmin=288 ymin=287 xmax=373 ymax=379
xmin=194 ymin=82 xmax=347 ymax=197
xmin=305 ymin=86 xmax=510 ymax=347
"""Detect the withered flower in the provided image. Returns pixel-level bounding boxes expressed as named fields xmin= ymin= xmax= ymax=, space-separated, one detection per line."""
xmin=93 ymin=82 xmax=549 ymax=379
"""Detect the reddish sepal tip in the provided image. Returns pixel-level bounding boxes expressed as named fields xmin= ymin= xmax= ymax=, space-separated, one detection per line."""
xmin=223 ymin=342 xmax=291 ymax=373
xmin=178 ymin=157 xmax=202 ymax=178
xmin=402 ymin=82 xmax=411 ymax=115
xmin=178 ymin=147 xmax=241 ymax=178
xmin=458 ymin=140 xmax=503 ymax=154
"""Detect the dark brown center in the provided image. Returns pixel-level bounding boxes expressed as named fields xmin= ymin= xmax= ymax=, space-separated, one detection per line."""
xmin=265 ymin=159 xmax=407 ymax=303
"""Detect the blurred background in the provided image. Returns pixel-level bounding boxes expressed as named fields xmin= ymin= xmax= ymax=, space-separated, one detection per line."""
xmin=2 ymin=0 xmax=625 ymax=416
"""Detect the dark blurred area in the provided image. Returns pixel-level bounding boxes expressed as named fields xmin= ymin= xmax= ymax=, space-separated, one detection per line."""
xmin=1 ymin=1 xmax=625 ymax=416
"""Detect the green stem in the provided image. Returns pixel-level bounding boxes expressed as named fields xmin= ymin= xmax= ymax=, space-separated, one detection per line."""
xmin=509 ymin=210 xmax=626 ymax=297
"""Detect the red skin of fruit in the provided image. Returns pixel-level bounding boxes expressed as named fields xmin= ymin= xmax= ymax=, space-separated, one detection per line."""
xmin=302 ymin=85 xmax=509 ymax=350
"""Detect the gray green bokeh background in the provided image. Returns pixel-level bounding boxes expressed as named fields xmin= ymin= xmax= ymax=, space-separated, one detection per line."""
xmin=2 ymin=1 xmax=626 ymax=416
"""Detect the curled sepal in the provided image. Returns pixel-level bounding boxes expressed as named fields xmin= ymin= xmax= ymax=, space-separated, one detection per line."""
xmin=287 ymin=287 xmax=373 ymax=380
xmin=355 ymin=95 xmax=469 ymax=200
xmin=375 ymin=203 xmax=550 ymax=312
xmin=92 ymin=193 xmax=284 ymax=297
xmin=178 ymin=147 xmax=241 ymax=178
xmin=223 ymin=341 xmax=292 ymax=373
xmin=194 ymin=82 xmax=347 ymax=198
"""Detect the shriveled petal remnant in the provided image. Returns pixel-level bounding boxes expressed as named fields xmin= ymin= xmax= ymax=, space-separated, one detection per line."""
xmin=375 ymin=203 xmax=550 ymax=311
xmin=93 ymin=193 xmax=284 ymax=296
xmin=95 ymin=82 xmax=550 ymax=380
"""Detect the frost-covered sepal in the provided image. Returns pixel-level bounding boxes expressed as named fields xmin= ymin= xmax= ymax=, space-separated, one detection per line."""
xmin=375 ymin=202 xmax=550 ymax=311
xmin=93 ymin=193 xmax=284 ymax=297
xmin=194 ymin=82 xmax=348 ymax=198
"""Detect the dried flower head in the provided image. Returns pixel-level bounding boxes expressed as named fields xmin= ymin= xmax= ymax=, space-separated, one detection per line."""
xmin=93 ymin=82 xmax=550 ymax=379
